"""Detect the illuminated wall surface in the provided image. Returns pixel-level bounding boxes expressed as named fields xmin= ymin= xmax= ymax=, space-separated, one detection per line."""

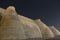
xmin=0 ymin=6 xmax=60 ymax=40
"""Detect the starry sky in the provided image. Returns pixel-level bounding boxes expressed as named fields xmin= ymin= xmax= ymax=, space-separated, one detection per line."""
xmin=0 ymin=0 xmax=60 ymax=30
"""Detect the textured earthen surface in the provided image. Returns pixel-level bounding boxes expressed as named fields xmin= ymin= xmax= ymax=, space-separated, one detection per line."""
xmin=0 ymin=6 xmax=60 ymax=40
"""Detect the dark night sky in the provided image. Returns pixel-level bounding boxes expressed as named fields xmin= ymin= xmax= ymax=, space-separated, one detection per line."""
xmin=0 ymin=0 xmax=60 ymax=30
